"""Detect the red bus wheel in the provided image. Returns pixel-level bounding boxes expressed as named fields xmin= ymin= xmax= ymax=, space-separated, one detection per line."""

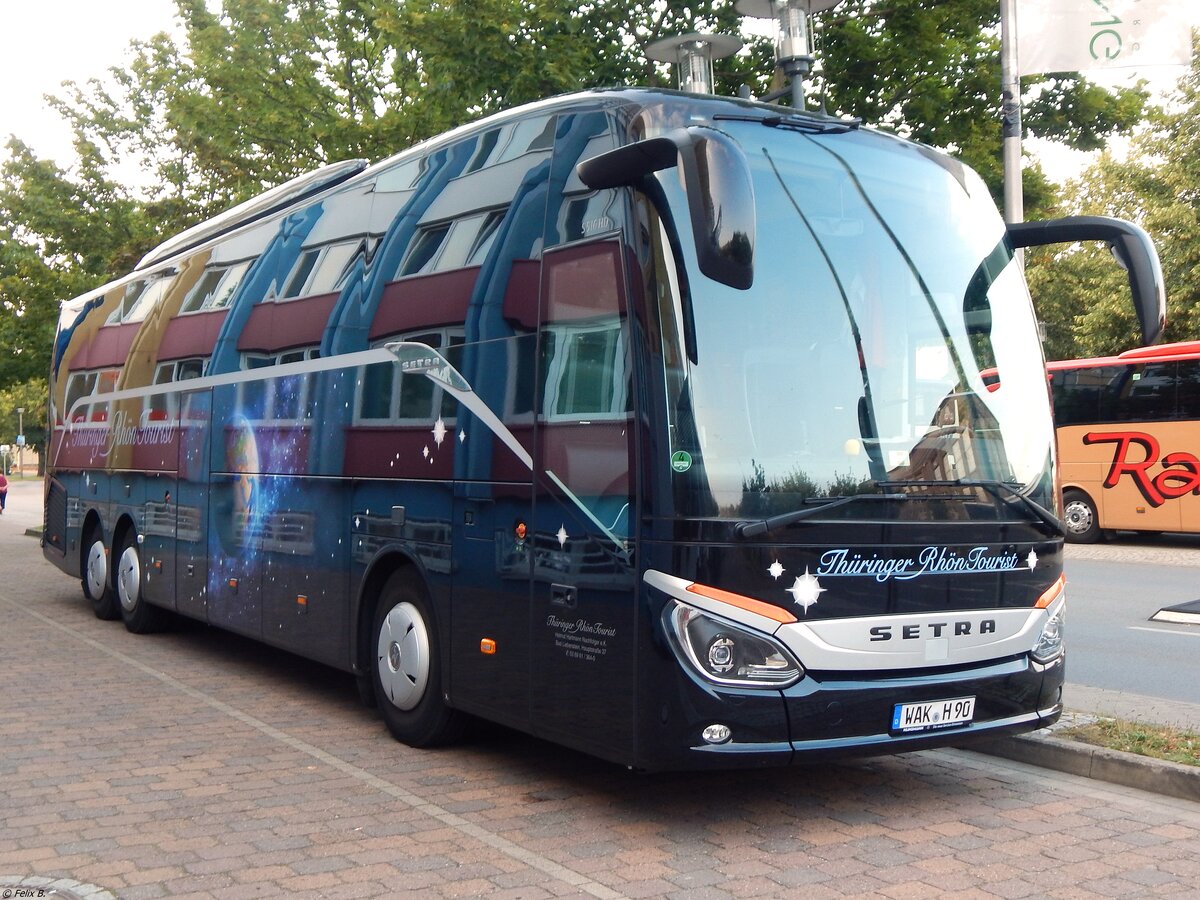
xmin=1062 ymin=490 xmax=1100 ymax=544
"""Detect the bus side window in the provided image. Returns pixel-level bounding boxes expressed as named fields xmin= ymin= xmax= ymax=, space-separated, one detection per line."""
xmin=1109 ymin=363 xmax=1176 ymax=423
xmin=1175 ymin=361 xmax=1200 ymax=419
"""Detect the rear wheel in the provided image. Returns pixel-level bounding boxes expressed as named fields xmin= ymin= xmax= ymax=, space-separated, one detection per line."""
xmin=82 ymin=528 xmax=119 ymax=620
xmin=1062 ymin=489 xmax=1101 ymax=544
xmin=371 ymin=573 xmax=463 ymax=747
xmin=116 ymin=531 xmax=168 ymax=634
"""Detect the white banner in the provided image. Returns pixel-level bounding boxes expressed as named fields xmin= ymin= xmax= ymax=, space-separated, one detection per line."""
xmin=1016 ymin=0 xmax=1195 ymax=75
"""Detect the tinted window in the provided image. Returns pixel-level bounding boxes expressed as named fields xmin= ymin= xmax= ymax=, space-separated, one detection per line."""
xmin=1098 ymin=363 xmax=1175 ymax=423
xmin=1176 ymin=361 xmax=1200 ymax=418
xmin=1051 ymin=368 xmax=1107 ymax=426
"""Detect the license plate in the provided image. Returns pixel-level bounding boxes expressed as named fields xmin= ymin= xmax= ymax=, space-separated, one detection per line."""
xmin=891 ymin=696 xmax=975 ymax=733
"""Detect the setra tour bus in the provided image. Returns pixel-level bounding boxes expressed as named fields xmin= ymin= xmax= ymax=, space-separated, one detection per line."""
xmin=1049 ymin=340 xmax=1200 ymax=543
xmin=43 ymin=87 xmax=1167 ymax=770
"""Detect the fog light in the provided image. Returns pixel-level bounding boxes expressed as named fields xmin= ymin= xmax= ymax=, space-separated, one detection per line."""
xmin=702 ymin=723 xmax=732 ymax=744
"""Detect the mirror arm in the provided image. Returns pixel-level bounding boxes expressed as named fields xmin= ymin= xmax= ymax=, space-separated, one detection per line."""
xmin=1007 ymin=215 xmax=1166 ymax=346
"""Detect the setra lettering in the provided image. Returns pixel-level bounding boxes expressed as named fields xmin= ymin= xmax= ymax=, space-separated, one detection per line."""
xmin=870 ymin=619 xmax=996 ymax=641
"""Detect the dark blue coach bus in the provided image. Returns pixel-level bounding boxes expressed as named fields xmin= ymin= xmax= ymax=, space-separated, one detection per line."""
xmin=43 ymin=87 xmax=1164 ymax=769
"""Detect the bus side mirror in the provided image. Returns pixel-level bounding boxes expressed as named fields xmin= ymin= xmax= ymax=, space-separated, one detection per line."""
xmin=577 ymin=126 xmax=755 ymax=290
xmin=1006 ymin=215 xmax=1166 ymax=346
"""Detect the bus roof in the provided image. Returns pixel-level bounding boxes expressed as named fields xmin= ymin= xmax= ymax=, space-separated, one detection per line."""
xmin=1046 ymin=339 xmax=1200 ymax=372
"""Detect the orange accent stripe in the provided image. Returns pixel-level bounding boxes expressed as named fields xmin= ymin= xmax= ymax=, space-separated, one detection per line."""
xmin=686 ymin=583 xmax=798 ymax=624
xmin=1035 ymin=575 xmax=1066 ymax=609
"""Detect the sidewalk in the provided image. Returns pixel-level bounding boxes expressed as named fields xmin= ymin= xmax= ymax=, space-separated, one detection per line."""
xmin=1 ymin=473 xmax=44 ymax=534
xmin=1063 ymin=682 xmax=1200 ymax=732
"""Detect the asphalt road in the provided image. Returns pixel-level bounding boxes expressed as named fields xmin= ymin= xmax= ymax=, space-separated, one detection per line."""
xmin=3 ymin=478 xmax=1200 ymax=898
xmin=1064 ymin=539 xmax=1200 ymax=706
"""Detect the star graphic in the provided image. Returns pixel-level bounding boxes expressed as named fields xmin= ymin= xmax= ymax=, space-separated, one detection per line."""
xmin=787 ymin=568 xmax=826 ymax=614
xmin=458 ymin=429 xmax=467 ymax=443
xmin=354 ymin=516 xmax=361 ymax=529
xmin=556 ymin=525 xmax=569 ymax=548
xmin=422 ymin=445 xmax=430 ymax=459
xmin=432 ymin=417 xmax=447 ymax=446
xmin=768 ymin=559 xmax=785 ymax=580
xmin=1025 ymin=549 xmax=1038 ymax=570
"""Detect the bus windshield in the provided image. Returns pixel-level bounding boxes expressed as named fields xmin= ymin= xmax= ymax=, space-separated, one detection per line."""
xmin=655 ymin=121 xmax=1055 ymax=519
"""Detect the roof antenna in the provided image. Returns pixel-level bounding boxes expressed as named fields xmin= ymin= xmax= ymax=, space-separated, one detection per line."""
xmin=646 ymin=33 xmax=744 ymax=96
xmin=736 ymin=0 xmax=844 ymax=110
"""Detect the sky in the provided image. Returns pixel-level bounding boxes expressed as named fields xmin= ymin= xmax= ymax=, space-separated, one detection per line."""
xmin=0 ymin=0 xmax=181 ymax=166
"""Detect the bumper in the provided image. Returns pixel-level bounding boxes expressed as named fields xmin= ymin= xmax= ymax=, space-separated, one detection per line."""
xmin=668 ymin=653 xmax=1063 ymax=769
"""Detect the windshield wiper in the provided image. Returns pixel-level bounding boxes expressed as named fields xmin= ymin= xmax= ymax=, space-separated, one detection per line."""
xmin=712 ymin=113 xmax=860 ymax=135
xmin=886 ymin=479 xmax=1064 ymax=536
xmin=735 ymin=492 xmax=910 ymax=539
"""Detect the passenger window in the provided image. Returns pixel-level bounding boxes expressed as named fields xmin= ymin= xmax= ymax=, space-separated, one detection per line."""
xmin=281 ymin=249 xmax=321 ymax=298
xmin=398 ymin=225 xmax=451 ymax=277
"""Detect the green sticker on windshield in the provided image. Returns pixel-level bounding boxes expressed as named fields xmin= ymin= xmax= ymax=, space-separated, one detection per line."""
xmin=671 ymin=450 xmax=693 ymax=473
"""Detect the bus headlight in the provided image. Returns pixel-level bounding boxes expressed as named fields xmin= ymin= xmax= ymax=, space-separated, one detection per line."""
xmin=1032 ymin=610 xmax=1064 ymax=663
xmin=666 ymin=602 xmax=803 ymax=688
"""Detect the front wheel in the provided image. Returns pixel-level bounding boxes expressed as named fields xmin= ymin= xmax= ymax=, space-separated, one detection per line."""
xmin=83 ymin=529 xmax=119 ymax=620
xmin=116 ymin=532 xmax=169 ymax=633
xmin=371 ymin=573 xmax=463 ymax=747
xmin=1062 ymin=489 xmax=1101 ymax=544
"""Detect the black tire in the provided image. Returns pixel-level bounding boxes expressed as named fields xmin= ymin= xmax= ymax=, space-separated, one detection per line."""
xmin=115 ymin=531 xmax=169 ymax=634
xmin=82 ymin=527 xmax=119 ymax=620
xmin=370 ymin=572 xmax=463 ymax=747
xmin=1062 ymin=489 xmax=1101 ymax=544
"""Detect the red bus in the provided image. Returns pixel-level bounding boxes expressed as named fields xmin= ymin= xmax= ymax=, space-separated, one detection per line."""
xmin=1049 ymin=341 xmax=1200 ymax=542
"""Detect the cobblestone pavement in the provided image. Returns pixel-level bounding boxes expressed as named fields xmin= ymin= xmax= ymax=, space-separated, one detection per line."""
xmin=1065 ymin=536 xmax=1200 ymax=568
xmin=3 ymin=490 xmax=1200 ymax=898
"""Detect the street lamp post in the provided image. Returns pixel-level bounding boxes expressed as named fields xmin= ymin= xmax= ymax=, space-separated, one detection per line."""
xmin=16 ymin=407 xmax=24 ymax=478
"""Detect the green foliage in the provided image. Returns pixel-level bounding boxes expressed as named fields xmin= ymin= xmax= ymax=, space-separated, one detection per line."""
xmin=0 ymin=377 xmax=49 ymax=463
xmin=0 ymin=138 xmax=149 ymax=388
xmin=1026 ymin=40 xmax=1200 ymax=359
xmin=818 ymin=0 xmax=1145 ymax=212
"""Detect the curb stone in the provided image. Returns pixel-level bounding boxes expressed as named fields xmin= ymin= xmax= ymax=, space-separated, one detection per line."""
xmin=969 ymin=730 xmax=1200 ymax=802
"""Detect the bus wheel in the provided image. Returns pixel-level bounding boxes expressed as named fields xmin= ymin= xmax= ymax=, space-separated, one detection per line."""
xmin=1062 ymin=490 xmax=1101 ymax=543
xmin=115 ymin=532 xmax=168 ymax=634
xmin=371 ymin=573 xmax=463 ymax=747
xmin=83 ymin=529 xmax=119 ymax=621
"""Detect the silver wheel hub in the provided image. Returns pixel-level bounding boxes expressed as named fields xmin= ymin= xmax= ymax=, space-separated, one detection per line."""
xmin=376 ymin=601 xmax=430 ymax=712
xmin=85 ymin=540 xmax=107 ymax=598
xmin=1064 ymin=500 xmax=1093 ymax=534
xmin=117 ymin=545 xmax=140 ymax=612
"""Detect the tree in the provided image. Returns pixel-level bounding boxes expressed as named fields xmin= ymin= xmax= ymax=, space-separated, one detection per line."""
xmin=817 ymin=0 xmax=1147 ymax=213
xmin=0 ymin=137 xmax=156 ymax=390
xmin=0 ymin=0 xmax=1155 ymax=390
xmin=0 ymin=377 xmax=48 ymax=476
xmin=1025 ymin=41 xmax=1200 ymax=359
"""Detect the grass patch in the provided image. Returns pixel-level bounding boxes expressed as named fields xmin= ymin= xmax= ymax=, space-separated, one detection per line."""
xmin=1060 ymin=718 xmax=1200 ymax=767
